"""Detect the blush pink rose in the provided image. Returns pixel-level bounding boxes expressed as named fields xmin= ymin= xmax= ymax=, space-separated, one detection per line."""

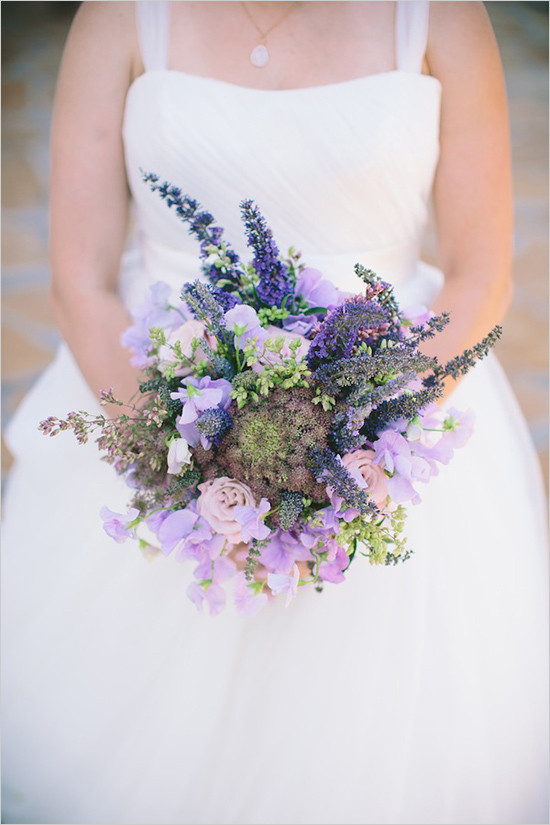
xmin=342 ymin=449 xmax=389 ymax=508
xmin=251 ymin=325 xmax=310 ymax=373
xmin=159 ymin=320 xmax=217 ymax=376
xmin=196 ymin=477 xmax=256 ymax=545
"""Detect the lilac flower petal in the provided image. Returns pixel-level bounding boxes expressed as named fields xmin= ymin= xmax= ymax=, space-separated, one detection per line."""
xmin=157 ymin=509 xmax=200 ymax=555
xmin=296 ymin=268 xmax=340 ymax=309
xmin=234 ymin=498 xmax=272 ymax=543
xmin=267 ymin=564 xmax=300 ymax=606
xmin=319 ymin=544 xmax=349 ymax=584
xmin=234 ymin=582 xmax=269 ymax=617
xmin=386 ymin=475 xmax=421 ymax=505
xmin=100 ymin=506 xmax=139 ymax=543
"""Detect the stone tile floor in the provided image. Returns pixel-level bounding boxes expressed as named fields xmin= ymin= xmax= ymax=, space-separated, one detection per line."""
xmin=2 ymin=1 xmax=548 ymax=488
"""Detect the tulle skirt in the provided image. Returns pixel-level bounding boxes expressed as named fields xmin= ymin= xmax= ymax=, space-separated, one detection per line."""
xmin=2 ymin=255 xmax=548 ymax=825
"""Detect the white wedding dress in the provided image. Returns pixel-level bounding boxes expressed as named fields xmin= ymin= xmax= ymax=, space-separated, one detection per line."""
xmin=2 ymin=3 xmax=548 ymax=823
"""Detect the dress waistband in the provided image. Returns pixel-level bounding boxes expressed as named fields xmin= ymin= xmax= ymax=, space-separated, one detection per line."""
xmin=119 ymin=234 xmax=444 ymax=311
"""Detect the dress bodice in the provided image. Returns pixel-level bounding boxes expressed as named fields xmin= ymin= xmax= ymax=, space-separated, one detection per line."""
xmin=122 ymin=1 xmax=442 ymax=305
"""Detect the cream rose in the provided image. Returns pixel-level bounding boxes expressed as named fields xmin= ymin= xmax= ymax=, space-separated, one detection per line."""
xmin=196 ymin=477 xmax=255 ymax=545
xmin=159 ymin=320 xmax=217 ymax=376
xmin=342 ymin=449 xmax=389 ymax=508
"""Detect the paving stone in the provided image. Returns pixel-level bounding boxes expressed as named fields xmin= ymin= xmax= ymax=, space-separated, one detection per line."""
xmin=2 ymin=287 xmax=56 ymax=326
xmin=540 ymin=448 xmax=550 ymax=490
xmin=1 ymin=326 xmax=55 ymax=380
xmin=513 ymin=242 xmax=549 ymax=306
xmin=2 ymin=224 xmax=48 ymax=267
xmin=496 ymin=305 xmax=549 ymax=372
xmin=1 ymin=79 xmax=26 ymax=110
xmin=2 ymin=436 xmax=14 ymax=477
xmin=2 ymin=153 xmax=45 ymax=208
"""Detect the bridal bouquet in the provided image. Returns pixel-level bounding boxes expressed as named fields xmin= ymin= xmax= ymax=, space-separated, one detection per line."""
xmin=40 ymin=173 xmax=501 ymax=615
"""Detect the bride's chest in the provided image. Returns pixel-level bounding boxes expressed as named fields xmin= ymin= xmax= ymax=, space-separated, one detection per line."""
xmin=122 ymin=70 xmax=441 ymax=251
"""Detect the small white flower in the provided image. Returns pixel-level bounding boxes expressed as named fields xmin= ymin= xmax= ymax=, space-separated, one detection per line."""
xmin=167 ymin=438 xmax=192 ymax=475
xmin=406 ymin=422 xmax=423 ymax=442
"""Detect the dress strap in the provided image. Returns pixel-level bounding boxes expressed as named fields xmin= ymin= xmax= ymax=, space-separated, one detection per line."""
xmin=135 ymin=1 xmax=169 ymax=72
xmin=395 ymin=1 xmax=430 ymax=73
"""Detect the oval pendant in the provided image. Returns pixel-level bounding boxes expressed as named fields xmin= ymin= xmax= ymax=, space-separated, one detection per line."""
xmin=250 ymin=44 xmax=269 ymax=68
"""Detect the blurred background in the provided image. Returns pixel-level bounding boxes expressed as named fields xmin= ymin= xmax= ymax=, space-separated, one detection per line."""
xmin=1 ymin=1 xmax=548 ymax=487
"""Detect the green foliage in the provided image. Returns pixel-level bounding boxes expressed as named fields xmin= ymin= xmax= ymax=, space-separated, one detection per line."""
xmin=257 ymin=305 xmax=291 ymax=327
xmin=337 ymin=505 xmax=411 ymax=566
xmin=230 ymin=337 xmax=312 ymax=409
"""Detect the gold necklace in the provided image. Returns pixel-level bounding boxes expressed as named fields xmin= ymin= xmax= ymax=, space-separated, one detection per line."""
xmin=240 ymin=2 xmax=299 ymax=68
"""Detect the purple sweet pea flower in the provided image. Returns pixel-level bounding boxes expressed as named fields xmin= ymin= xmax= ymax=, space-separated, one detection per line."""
xmin=120 ymin=325 xmax=156 ymax=369
xmin=417 ymin=403 xmax=443 ymax=430
xmin=187 ymin=580 xmax=226 ymax=617
xmin=121 ymin=282 xmax=186 ymax=368
xmin=100 ymin=506 xmax=139 ymax=543
xmin=224 ymin=305 xmax=267 ymax=350
xmin=267 ymin=563 xmax=300 ymax=606
xmin=171 ymin=376 xmax=232 ymax=447
xmin=156 ymin=508 xmax=212 ymax=557
xmin=146 ymin=508 xmax=171 ymax=534
xmin=411 ymin=439 xmax=453 ymax=469
xmin=295 ymin=268 xmax=340 ymax=309
xmin=373 ymin=430 xmax=425 ymax=504
xmin=233 ymin=573 xmax=269 ymax=617
xmin=282 ymin=314 xmax=318 ymax=336
xmin=372 ymin=431 xmax=413 ymax=476
xmin=124 ymin=462 xmax=139 ymax=489
xmin=310 ymin=506 xmax=341 ymax=536
xmin=401 ymin=305 xmax=433 ymax=327
xmin=233 ymin=498 xmax=271 ymax=543
xmin=386 ymin=474 xmax=421 ymax=505
xmin=193 ymin=555 xmax=237 ymax=584
xmin=441 ymin=408 xmax=475 ymax=448
xmin=319 ymin=541 xmax=350 ymax=584
xmin=260 ymin=532 xmax=313 ymax=574
xmin=174 ymin=531 xmax=226 ymax=565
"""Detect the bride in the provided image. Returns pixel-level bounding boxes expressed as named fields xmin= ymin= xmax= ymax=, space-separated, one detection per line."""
xmin=2 ymin=2 xmax=548 ymax=823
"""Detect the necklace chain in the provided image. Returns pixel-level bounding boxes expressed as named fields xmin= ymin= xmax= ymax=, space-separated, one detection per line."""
xmin=240 ymin=2 xmax=298 ymax=42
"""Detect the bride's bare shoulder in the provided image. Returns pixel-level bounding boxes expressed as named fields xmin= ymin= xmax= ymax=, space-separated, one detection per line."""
xmin=427 ymin=1 xmax=502 ymax=82
xmin=61 ymin=1 xmax=141 ymax=84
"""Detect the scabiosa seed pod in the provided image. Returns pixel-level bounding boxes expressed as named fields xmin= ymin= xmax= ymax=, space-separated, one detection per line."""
xmin=196 ymin=408 xmax=233 ymax=446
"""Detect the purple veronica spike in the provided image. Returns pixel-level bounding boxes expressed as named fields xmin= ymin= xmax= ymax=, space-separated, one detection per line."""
xmin=240 ymin=200 xmax=294 ymax=308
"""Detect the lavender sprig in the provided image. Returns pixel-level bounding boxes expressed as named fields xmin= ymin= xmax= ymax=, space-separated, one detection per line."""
xmin=314 ymin=348 xmax=436 ymax=393
xmin=181 ymin=281 xmax=227 ymax=340
xmin=433 ymin=326 xmax=503 ymax=380
xmin=142 ymin=171 xmax=244 ymax=289
xmin=354 ymin=264 xmax=400 ymax=316
xmin=309 ymin=447 xmax=378 ymax=517
xmin=363 ymin=385 xmax=443 ymax=441
xmin=406 ymin=312 xmax=450 ymax=344
xmin=306 ymin=296 xmax=392 ymax=369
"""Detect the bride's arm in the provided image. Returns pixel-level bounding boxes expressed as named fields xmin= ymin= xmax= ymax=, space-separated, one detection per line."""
xmin=49 ymin=1 xmax=142 ymax=407
xmin=424 ymin=1 xmax=513 ymax=394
